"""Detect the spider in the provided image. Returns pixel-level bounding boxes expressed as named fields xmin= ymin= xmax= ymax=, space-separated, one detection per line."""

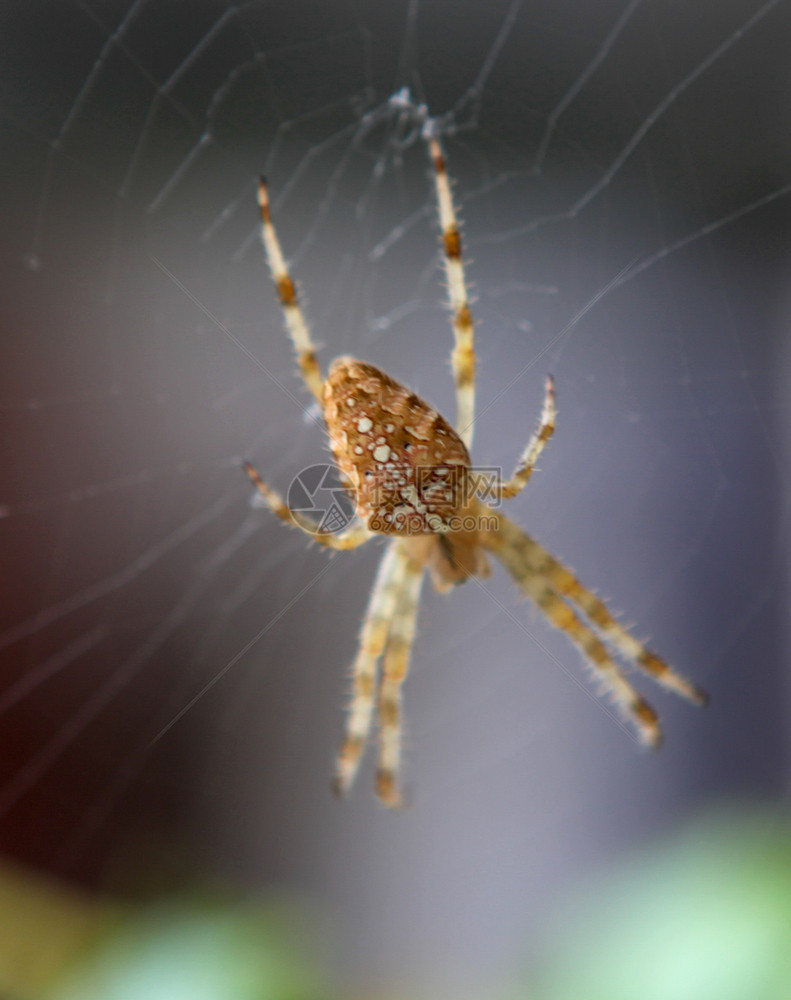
xmin=244 ymin=127 xmax=707 ymax=809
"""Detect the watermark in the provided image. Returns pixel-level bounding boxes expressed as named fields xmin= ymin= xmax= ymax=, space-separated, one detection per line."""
xmin=368 ymin=511 xmax=499 ymax=533
xmin=287 ymin=463 xmax=505 ymax=536
xmin=286 ymin=464 xmax=356 ymax=535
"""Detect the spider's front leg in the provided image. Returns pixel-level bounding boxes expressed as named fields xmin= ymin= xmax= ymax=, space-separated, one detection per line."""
xmin=257 ymin=177 xmax=324 ymax=405
xmin=243 ymin=461 xmax=370 ymax=550
xmin=427 ymin=133 xmax=476 ymax=449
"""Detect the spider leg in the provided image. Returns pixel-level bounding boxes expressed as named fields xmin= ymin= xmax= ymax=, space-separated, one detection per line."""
xmin=427 ymin=134 xmax=476 ymax=450
xmin=493 ymin=375 xmax=556 ymax=500
xmin=257 ymin=177 xmax=324 ymax=405
xmin=375 ymin=549 xmax=424 ymax=809
xmin=501 ymin=525 xmax=707 ymax=705
xmin=332 ymin=544 xmax=407 ymax=798
xmin=243 ymin=461 xmax=370 ymax=551
xmin=483 ymin=513 xmax=664 ymax=747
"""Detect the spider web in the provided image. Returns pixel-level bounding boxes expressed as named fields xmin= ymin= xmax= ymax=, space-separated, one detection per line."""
xmin=2 ymin=0 xmax=790 ymax=993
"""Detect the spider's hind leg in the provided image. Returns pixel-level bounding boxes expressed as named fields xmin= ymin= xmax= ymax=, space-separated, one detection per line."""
xmin=332 ymin=544 xmax=406 ymax=798
xmin=483 ymin=513 xmax=665 ymax=747
xmin=376 ymin=550 xmax=424 ymax=808
xmin=515 ymin=530 xmax=707 ymax=705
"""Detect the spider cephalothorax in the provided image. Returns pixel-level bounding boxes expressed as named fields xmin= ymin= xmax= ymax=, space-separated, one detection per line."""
xmin=244 ymin=124 xmax=706 ymax=808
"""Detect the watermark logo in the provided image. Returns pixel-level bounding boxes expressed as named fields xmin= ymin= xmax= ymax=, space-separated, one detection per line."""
xmin=286 ymin=464 xmax=355 ymax=535
xmin=467 ymin=468 xmax=502 ymax=506
xmin=286 ymin=463 xmax=504 ymax=535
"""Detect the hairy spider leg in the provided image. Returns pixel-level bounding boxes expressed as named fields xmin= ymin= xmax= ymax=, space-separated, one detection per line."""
xmin=500 ymin=523 xmax=707 ymax=705
xmin=375 ymin=549 xmax=425 ymax=808
xmin=483 ymin=512 xmax=664 ymax=747
xmin=257 ymin=177 xmax=324 ymax=405
xmin=495 ymin=375 xmax=557 ymax=500
xmin=427 ymin=135 xmax=476 ymax=449
xmin=333 ymin=544 xmax=408 ymax=797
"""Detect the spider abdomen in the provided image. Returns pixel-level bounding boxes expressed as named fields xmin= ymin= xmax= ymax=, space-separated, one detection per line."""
xmin=324 ymin=357 xmax=473 ymax=536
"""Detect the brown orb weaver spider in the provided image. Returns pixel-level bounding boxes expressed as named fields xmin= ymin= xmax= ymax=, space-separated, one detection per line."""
xmin=244 ymin=124 xmax=706 ymax=809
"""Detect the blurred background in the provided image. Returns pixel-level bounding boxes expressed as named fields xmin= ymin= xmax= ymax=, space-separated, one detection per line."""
xmin=1 ymin=0 xmax=790 ymax=996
